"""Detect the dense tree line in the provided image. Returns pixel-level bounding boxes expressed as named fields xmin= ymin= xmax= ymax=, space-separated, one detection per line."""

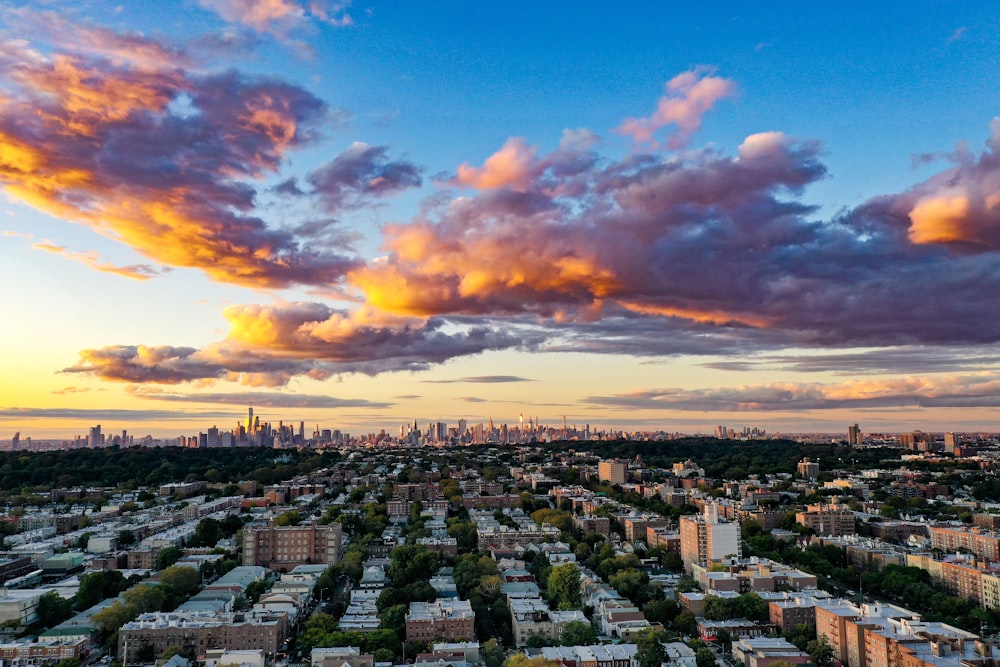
xmin=550 ymin=439 xmax=902 ymax=479
xmin=0 ymin=447 xmax=339 ymax=494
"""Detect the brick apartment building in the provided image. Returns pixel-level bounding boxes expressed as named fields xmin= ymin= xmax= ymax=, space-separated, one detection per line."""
xmin=405 ymin=600 xmax=476 ymax=643
xmin=242 ymin=523 xmax=342 ymax=571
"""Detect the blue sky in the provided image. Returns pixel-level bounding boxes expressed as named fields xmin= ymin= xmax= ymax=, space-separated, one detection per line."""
xmin=3 ymin=1 xmax=1000 ymax=439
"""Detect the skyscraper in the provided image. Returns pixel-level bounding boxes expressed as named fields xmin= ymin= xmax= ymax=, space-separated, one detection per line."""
xmin=847 ymin=423 xmax=861 ymax=445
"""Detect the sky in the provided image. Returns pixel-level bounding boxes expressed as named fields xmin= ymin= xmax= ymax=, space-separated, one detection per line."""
xmin=4 ymin=1 xmax=1000 ymax=439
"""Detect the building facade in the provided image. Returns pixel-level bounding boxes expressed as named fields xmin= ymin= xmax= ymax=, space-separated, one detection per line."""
xmin=242 ymin=523 xmax=342 ymax=571
xmin=679 ymin=504 xmax=741 ymax=572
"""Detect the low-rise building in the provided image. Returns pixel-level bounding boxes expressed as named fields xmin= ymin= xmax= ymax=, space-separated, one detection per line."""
xmin=118 ymin=610 xmax=289 ymax=664
xmin=732 ymin=637 xmax=810 ymax=667
xmin=405 ymin=599 xmax=476 ymax=643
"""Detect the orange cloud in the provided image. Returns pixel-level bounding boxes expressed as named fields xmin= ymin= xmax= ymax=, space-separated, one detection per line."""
xmin=0 ymin=31 xmax=358 ymax=288
xmin=200 ymin=0 xmax=306 ymax=33
xmin=584 ymin=372 xmax=1000 ymax=411
xmin=908 ymin=192 xmax=970 ymax=244
xmin=351 ymin=214 xmax=622 ymax=318
xmin=197 ymin=0 xmax=352 ymax=37
xmin=32 ymin=241 xmax=162 ymax=280
xmin=456 ymin=138 xmax=537 ymax=190
xmin=618 ymin=301 xmax=771 ymax=328
xmin=616 ymin=66 xmax=737 ymax=149
xmin=67 ymin=301 xmax=530 ymax=385
xmin=349 ymin=125 xmax=827 ymax=327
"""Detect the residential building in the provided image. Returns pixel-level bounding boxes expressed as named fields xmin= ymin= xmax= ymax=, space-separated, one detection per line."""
xmin=598 ymin=461 xmax=627 ymax=485
xmin=795 ymin=504 xmax=856 ymax=536
xmin=242 ymin=523 xmax=342 ymax=571
xmin=928 ymin=525 xmax=1000 ymax=562
xmin=679 ymin=504 xmax=741 ymax=572
xmin=405 ymin=600 xmax=476 ymax=643
xmin=118 ymin=610 xmax=289 ymax=664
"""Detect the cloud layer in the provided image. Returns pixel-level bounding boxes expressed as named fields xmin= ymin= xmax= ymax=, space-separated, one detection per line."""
xmin=65 ymin=303 xmax=537 ymax=386
xmin=5 ymin=9 xmax=1000 ymax=413
xmin=584 ymin=373 xmax=1000 ymax=412
xmin=0 ymin=13 xmax=392 ymax=289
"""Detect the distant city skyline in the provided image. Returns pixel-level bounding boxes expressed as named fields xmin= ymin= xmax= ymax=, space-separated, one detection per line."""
xmin=1 ymin=407 xmax=990 ymax=444
xmin=4 ymin=2 xmax=1000 ymax=437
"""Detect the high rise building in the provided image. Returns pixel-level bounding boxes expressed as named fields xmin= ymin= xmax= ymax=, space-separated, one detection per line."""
xmin=847 ymin=424 xmax=861 ymax=445
xmin=679 ymin=503 xmax=741 ymax=572
xmin=797 ymin=457 xmax=820 ymax=481
xmin=944 ymin=432 xmax=957 ymax=454
xmin=88 ymin=425 xmax=102 ymax=448
xmin=598 ymin=460 xmax=627 ymax=485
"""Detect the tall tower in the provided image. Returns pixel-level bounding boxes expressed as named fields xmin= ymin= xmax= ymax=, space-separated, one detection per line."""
xmin=847 ymin=423 xmax=861 ymax=446
xmin=246 ymin=407 xmax=255 ymax=434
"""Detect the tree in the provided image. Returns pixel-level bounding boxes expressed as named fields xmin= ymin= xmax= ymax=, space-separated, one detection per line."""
xmin=296 ymin=612 xmax=339 ymax=653
xmin=37 ymin=591 xmax=73 ymax=628
xmin=372 ymin=649 xmax=395 ymax=663
xmin=245 ymin=580 xmax=269 ymax=603
xmin=560 ymin=620 xmax=597 ymax=646
xmin=673 ymin=611 xmax=697 ymax=636
xmin=194 ymin=518 xmax=222 ymax=547
xmin=159 ymin=566 xmax=201 ymax=597
xmin=609 ymin=569 xmax=650 ymax=603
xmin=76 ymin=571 xmax=126 ymax=611
xmin=155 ymin=546 xmax=183 ymax=571
xmin=642 ymin=599 xmax=680 ymax=626
xmin=547 ymin=562 xmax=582 ymax=610
xmin=504 ymin=655 xmax=559 ymax=667
xmin=123 ymin=585 xmax=166 ymax=615
xmin=483 ymin=639 xmax=506 ymax=667
xmin=677 ymin=575 xmax=700 ymax=593
xmin=274 ymin=510 xmax=302 ymax=526
xmin=703 ymin=596 xmax=731 ymax=621
xmin=92 ymin=601 xmax=136 ymax=633
xmin=363 ymin=629 xmax=402 ymax=658
xmin=695 ymin=648 xmax=716 ymax=667
xmin=662 ymin=551 xmax=684 ymax=573
xmin=635 ymin=628 xmax=667 ymax=667
xmin=380 ymin=604 xmax=407 ymax=635
xmin=389 ymin=545 xmax=439 ymax=587
xmin=806 ymin=636 xmax=834 ymax=667
xmin=158 ymin=646 xmax=185 ymax=660
xmin=784 ymin=623 xmax=815 ymax=650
